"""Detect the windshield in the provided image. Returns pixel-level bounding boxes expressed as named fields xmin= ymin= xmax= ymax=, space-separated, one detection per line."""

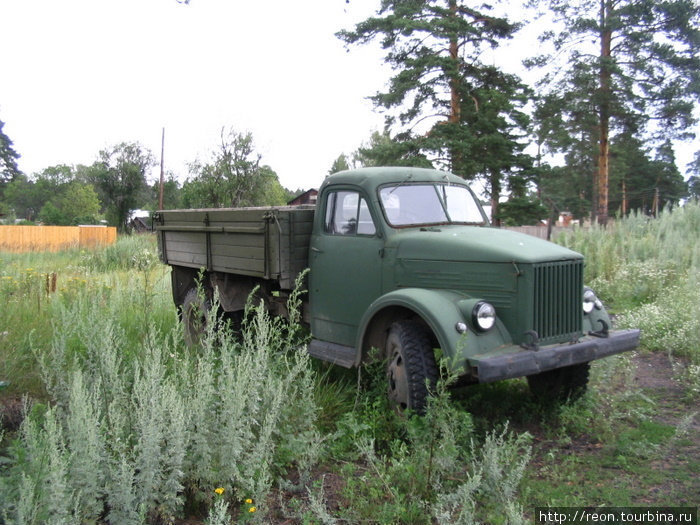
xmin=379 ymin=183 xmax=487 ymax=227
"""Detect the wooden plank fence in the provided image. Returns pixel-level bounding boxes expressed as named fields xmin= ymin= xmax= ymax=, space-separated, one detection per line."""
xmin=503 ymin=225 xmax=570 ymax=240
xmin=0 ymin=225 xmax=117 ymax=252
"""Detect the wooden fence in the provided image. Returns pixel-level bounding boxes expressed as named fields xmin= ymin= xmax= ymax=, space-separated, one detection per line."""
xmin=503 ymin=225 xmax=570 ymax=240
xmin=0 ymin=225 xmax=117 ymax=252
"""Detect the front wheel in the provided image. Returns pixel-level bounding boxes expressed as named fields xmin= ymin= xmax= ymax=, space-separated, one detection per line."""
xmin=527 ymin=362 xmax=590 ymax=402
xmin=385 ymin=321 xmax=439 ymax=414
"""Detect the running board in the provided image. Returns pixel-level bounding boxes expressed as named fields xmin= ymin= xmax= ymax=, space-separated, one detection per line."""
xmin=307 ymin=339 xmax=356 ymax=368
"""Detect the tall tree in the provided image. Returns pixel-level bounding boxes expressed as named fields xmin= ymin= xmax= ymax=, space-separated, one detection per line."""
xmin=353 ymin=130 xmax=433 ymax=169
xmin=88 ymin=142 xmax=154 ymax=231
xmin=687 ymin=151 xmax=700 ymax=200
xmin=528 ymin=0 xmax=700 ymax=224
xmin=338 ymin=1 xmax=532 ymax=222
xmin=148 ymin=173 xmax=181 ymax=211
xmin=3 ymin=165 xmax=75 ymax=221
xmin=0 ymin=118 xmax=22 ymax=196
xmin=182 ymin=128 xmax=286 ymax=208
xmin=608 ymin=135 xmax=685 ymax=215
xmin=328 ymin=154 xmax=351 ymax=175
xmin=649 ymin=140 xmax=687 ymax=212
xmin=40 ymin=182 xmax=102 ymax=225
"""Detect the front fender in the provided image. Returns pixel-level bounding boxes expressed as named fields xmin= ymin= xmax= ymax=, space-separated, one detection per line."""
xmin=357 ymin=288 xmax=512 ymax=371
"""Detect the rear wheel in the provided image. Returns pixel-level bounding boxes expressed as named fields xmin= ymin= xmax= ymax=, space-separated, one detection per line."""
xmin=527 ymin=362 xmax=590 ymax=402
xmin=182 ymin=288 xmax=211 ymax=347
xmin=385 ymin=321 xmax=439 ymax=414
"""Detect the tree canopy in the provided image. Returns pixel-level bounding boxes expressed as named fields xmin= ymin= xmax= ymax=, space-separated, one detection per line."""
xmin=528 ymin=0 xmax=700 ymax=223
xmin=87 ymin=142 xmax=155 ymax=232
xmin=338 ymin=0 xmax=538 ymax=224
xmin=0 ymin=118 xmax=22 ymax=196
xmin=181 ymin=128 xmax=287 ymax=209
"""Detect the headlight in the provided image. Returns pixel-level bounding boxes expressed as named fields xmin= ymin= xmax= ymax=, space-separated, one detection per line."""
xmin=583 ymin=288 xmax=603 ymax=314
xmin=472 ymin=301 xmax=496 ymax=332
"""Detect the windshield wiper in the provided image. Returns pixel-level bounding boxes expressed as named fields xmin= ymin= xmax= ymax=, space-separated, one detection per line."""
xmin=388 ymin=173 xmax=414 ymax=195
xmin=434 ymin=184 xmax=452 ymax=222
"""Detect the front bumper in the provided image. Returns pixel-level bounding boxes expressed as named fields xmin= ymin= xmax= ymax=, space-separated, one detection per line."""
xmin=470 ymin=329 xmax=640 ymax=383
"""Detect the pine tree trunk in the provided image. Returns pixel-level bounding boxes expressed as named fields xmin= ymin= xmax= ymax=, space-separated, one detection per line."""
xmin=490 ymin=170 xmax=501 ymax=226
xmin=596 ymin=0 xmax=612 ymax=226
xmin=448 ymin=0 xmax=463 ymax=174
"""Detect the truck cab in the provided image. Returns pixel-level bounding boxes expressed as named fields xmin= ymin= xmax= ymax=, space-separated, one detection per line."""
xmin=307 ymin=167 xmax=638 ymax=411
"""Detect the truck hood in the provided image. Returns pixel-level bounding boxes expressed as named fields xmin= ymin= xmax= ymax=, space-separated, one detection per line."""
xmin=388 ymin=226 xmax=582 ymax=264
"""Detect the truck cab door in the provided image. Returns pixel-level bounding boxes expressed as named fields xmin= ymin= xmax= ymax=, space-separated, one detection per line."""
xmin=309 ymin=189 xmax=383 ymax=347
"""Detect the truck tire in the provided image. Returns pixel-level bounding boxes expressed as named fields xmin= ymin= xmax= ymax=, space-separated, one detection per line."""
xmin=385 ymin=321 xmax=439 ymax=414
xmin=182 ymin=288 xmax=211 ymax=347
xmin=527 ymin=362 xmax=590 ymax=402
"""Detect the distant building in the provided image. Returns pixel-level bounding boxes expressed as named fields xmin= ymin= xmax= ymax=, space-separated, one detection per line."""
xmin=129 ymin=216 xmax=150 ymax=232
xmin=128 ymin=209 xmax=151 ymax=232
xmin=287 ymin=189 xmax=318 ymax=206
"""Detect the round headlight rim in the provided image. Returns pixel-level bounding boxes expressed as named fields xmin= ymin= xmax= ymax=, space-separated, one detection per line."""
xmin=583 ymin=287 xmax=599 ymax=314
xmin=472 ymin=301 xmax=496 ymax=332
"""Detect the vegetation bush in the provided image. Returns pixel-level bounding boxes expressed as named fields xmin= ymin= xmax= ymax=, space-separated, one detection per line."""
xmin=556 ymin=201 xmax=700 ymax=367
xmin=0 ymin=273 xmax=319 ymax=523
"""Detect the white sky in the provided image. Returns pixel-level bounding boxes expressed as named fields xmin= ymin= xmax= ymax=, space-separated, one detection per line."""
xmin=1 ymin=0 xmax=697 ymax=195
xmin=0 ymin=0 xmax=388 ymax=191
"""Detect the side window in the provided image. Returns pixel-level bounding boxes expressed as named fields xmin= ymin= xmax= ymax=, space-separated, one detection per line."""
xmin=324 ymin=191 xmax=376 ymax=236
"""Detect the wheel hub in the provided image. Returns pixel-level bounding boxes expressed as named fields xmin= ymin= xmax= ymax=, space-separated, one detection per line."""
xmin=387 ymin=350 xmax=409 ymax=410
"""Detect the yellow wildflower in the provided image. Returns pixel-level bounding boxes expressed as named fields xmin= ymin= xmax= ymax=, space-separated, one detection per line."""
xmin=248 ymin=506 xmax=257 ymax=513
xmin=214 ymin=487 xmax=225 ymax=495
xmin=245 ymin=498 xmax=253 ymax=504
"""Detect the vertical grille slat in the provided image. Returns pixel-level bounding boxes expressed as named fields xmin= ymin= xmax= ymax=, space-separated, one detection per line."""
xmin=532 ymin=260 xmax=582 ymax=343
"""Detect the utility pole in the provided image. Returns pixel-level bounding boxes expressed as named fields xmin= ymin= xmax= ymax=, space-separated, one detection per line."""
xmin=158 ymin=127 xmax=165 ymax=210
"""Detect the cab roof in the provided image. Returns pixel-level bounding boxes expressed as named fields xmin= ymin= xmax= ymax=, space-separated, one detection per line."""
xmin=321 ymin=167 xmax=467 ymax=194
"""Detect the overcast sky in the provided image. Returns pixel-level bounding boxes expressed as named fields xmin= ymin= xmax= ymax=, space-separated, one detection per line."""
xmin=1 ymin=0 xmax=697 ymax=195
xmin=0 ymin=0 xmax=389 ymax=191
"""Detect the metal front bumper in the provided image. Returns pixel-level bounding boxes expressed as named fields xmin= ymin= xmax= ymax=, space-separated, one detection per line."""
xmin=471 ymin=329 xmax=641 ymax=383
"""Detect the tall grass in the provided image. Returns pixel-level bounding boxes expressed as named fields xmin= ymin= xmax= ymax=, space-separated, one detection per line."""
xmin=556 ymin=201 xmax=700 ymax=364
xmin=0 ymin=235 xmax=173 ymax=399
xmin=557 ymin=201 xmax=700 ymax=285
xmin=1 ymin=271 xmax=320 ymax=523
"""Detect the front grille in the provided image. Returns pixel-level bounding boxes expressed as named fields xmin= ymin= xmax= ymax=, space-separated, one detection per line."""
xmin=533 ymin=260 xmax=583 ymax=344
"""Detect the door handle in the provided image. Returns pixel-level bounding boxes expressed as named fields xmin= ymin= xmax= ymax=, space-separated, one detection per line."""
xmin=311 ymin=246 xmax=323 ymax=253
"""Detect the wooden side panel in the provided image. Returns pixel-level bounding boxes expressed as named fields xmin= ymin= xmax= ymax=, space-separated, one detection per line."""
xmin=279 ymin=209 xmax=314 ymax=289
xmin=210 ymin=231 xmax=267 ymax=277
xmin=162 ymin=231 xmax=208 ymax=268
xmin=156 ymin=206 xmax=315 ymax=284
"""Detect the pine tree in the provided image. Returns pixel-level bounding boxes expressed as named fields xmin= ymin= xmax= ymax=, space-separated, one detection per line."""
xmin=0 ymin=119 xmax=22 ymax=196
xmin=528 ymin=0 xmax=700 ymax=224
xmin=338 ymin=0 xmax=530 ymax=218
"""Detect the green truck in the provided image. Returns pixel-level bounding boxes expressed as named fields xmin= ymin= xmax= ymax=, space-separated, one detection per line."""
xmin=154 ymin=167 xmax=639 ymax=412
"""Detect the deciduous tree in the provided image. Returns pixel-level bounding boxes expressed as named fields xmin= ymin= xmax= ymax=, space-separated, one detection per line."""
xmin=39 ymin=182 xmax=101 ymax=225
xmin=182 ymin=129 xmax=286 ymax=208
xmin=88 ymin=142 xmax=154 ymax=231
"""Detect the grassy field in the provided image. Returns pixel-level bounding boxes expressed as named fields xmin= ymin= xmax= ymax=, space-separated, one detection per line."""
xmin=0 ymin=204 xmax=698 ymax=524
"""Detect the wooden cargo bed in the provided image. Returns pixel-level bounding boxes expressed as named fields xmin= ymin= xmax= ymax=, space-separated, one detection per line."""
xmin=154 ymin=205 xmax=315 ymax=290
